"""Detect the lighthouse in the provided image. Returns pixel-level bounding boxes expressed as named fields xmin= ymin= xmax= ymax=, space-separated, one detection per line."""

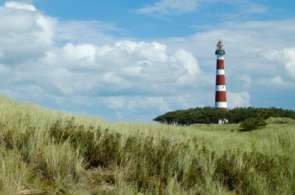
xmin=215 ymin=40 xmax=228 ymax=110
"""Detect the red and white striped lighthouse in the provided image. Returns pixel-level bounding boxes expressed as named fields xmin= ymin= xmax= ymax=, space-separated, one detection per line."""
xmin=215 ymin=40 xmax=228 ymax=109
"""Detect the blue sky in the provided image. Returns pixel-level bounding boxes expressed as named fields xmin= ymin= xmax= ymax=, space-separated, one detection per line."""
xmin=0 ymin=0 xmax=294 ymax=121
xmin=33 ymin=0 xmax=294 ymax=38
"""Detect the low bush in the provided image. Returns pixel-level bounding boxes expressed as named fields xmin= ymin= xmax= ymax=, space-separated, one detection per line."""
xmin=240 ymin=117 xmax=267 ymax=131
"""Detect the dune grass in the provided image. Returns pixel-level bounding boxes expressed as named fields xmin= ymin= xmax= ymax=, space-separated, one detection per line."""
xmin=0 ymin=96 xmax=294 ymax=194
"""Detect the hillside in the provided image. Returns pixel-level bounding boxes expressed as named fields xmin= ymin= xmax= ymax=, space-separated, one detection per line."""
xmin=0 ymin=96 xmax=295 ymax=194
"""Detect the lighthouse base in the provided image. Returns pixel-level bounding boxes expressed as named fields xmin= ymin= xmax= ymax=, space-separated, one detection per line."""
xmin=218 ymin=119 xmax=229 ymax=125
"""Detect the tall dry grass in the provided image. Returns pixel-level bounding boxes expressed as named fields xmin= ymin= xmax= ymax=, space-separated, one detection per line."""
xmin=0 ymin=96 xmax=294 ymax=194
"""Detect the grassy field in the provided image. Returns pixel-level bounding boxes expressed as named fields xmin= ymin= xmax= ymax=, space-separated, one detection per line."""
xmin=0 ymin=96 xmax=294 ymax=195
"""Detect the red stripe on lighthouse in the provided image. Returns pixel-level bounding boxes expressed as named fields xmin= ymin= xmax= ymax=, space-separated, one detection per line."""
xmin=215 ymin=91 xmax=227 ymax=102
xmin=216 ymin=75 xmax=226 ymax=85
xmin=217 ymin=60 xmax=224 ymax=69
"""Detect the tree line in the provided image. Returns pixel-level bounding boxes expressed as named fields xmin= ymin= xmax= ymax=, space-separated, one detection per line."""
xmin=154 ymin=107 xmax=295 ymax=125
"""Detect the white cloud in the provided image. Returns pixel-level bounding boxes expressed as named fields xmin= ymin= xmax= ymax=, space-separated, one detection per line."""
xmin=104 ymin=96 xmax=170 ymax=112
xmin=228 ymin=92 xmax=251 ymax=108
xmin=35 ymin=15 xmax=56 ymax=45
xmin=283 ymin=49 xmax=295 ymax=80
xmin=56 ymin=20 xmax=117 ymax=45
xmin=135 ymin=0 xmax=267 ymax=16
xmin=263 ymin=48 xmax=295 ymax=82
xmin=274 ymin=48 xmax=295 ymax=81
xmin=135 ymin=0 xmax=199 ymax=15
xmin=63 ymin=43 xmax=97 ymax=65
xmin=245 ymin=3 xmax=267 ymax=14
xmin=4 ymin=1 xmax=36 ymax=11
xmin=216 ymin=1 xmax=268 ymax=15
xmin=175 ymin=49 xmax=200 ymax=75
xmin=0 ymin=3 xmax=56 ymax=64
xmin=39 ymin=40 xmax=201 ymax=96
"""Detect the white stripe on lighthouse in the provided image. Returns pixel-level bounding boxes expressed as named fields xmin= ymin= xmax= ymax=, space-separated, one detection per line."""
xmin=215 ymin=102 xmax=228 ymax=108
xmin=216 ymin=85 xmax=227 ymax=91
xmin=217 ymin=56 xmax=224 ymax=60
xmin=216 ymin=69 xmax=225 ymax=75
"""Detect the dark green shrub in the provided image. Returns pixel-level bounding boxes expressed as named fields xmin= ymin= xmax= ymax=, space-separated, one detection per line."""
xmin=16 ymin=128 xmax=35 ymax=163
xmin=2 ymin=130 xmax=14 ymax=149
xmin=0 ymin=122 xmax=35 ymax=163
xmin=240 ymin=117 xmax=267 ymax=131
xmin=49 ymin=119 xmax=122 ymax=168
xmin=87 ymin=130 xmax=122 ymax=167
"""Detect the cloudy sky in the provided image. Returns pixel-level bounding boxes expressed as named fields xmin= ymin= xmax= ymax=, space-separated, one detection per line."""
xmin=0 ymin=0 xmax=294 ymax=121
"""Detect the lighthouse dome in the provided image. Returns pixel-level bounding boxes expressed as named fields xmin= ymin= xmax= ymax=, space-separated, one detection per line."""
xmin=215 ymin=40 xmax=226 ymax=56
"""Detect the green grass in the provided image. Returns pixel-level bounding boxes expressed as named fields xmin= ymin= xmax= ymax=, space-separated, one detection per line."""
xmin=0 ymin=96 xmax=294 ymax=194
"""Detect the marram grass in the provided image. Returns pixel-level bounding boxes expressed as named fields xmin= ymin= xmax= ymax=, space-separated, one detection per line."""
xmin=0 ymin=96 xmax=294 ymax=195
